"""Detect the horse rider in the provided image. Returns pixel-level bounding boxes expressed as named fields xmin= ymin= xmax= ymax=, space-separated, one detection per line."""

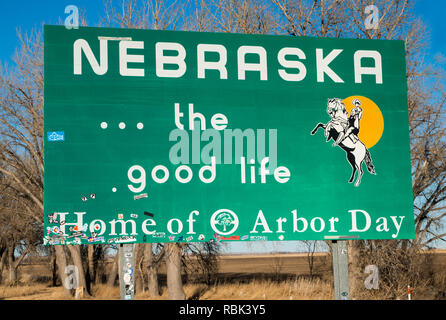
xmin=333 ymin=98 xmax=363 ymax=146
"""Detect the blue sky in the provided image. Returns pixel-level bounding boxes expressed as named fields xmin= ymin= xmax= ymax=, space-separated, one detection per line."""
xmin=0 ymin=0 xmax=445 ymax=63
xmin=413 ymin=0 xmax=446 ymax=62
xmin=0 ymin=0 xmax=444 ymax=253
xmin=0 ymin=0 xmax=102 ymax=62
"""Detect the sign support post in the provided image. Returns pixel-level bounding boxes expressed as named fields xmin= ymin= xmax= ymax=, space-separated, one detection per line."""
xmin=332 ymin=240 xmax=350 ymax=300
xmin=119 ymin=243 xmax=135 ymax=300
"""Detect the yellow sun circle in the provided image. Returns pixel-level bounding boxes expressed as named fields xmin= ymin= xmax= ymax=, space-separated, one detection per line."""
xmin=342 ymin=96 xmax=384 ymax=149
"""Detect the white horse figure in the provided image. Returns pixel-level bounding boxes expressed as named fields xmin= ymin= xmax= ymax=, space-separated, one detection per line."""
xmin=311 ymin=98 xmax=376 ymax=187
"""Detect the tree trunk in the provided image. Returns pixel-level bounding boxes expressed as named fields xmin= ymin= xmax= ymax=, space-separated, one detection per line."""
xmin=50 ymin=247 xmax=57 ymax=286
xmin=347 ymin=240 xmax=362 ymax=299
xmin=95 ymin=257 xmax=103 ymax=286
xmin=8 ymin=265 xmax=17 ymax=285
xmin=0 ymin=247 xmax=7 ymax=285
xmin=134 ymin=244 xmax=144 ymax=294
xmin=94 ymin=245 xmax=104 ymax=285
xmin=308 ymin=252 xmax=314 ymax=278
xmin=107 ymin=252 xmax=119 ymax=287
xmin=6 ymin=243 xmax=30 ymax=285
xmin=145 ymin=243 xmax=160 ymax=297
xmin=67 ymin=245 xmax=90 ymax=297
xmin=7 ymin=244 xmax=17 ymax=285
xmin=54 ymin=245 xmax=72 ymax=297
xmin=88 ymin=245 xmax=95 ymax=283
xmin=166 ymin=243 xmax=185 ymax=300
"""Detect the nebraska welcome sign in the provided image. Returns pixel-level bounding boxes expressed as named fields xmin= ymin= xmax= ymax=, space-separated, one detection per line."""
xmin=43 ymin=26 xmax=415 ymax=245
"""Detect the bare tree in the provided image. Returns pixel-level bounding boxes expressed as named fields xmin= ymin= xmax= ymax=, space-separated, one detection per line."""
xmin=183 ymin=241 xmax=220 ymax=286
xmin=184 ymin=0 xmax=214 ymax=31
xmin=102 ymin=0 xmax=189 ymax=30
xmin=203 ymin=0 xmax=278 ymax=34
xmin=134 ymin=243 xmax=145 ymax=293
xmin=67 ymin=245 xmax=89 ymax=297
xmin=0 ymin=29 xmax=44 ymax=217
xmin=0 ymin=182 xmax=40 ymax=285
xmin=106 ymin=251 xmax=120 ymax=288
xmin=270 ymin=253 xmax=284 ymax=282
xmin=133 ymin=243 xmax=164 ymax=295
xmin=87 ymin=246 xmax=96 ymax=285
xmin=85 ymin=244 xmax=106 ymax=285
xmin=53 ymin=245 xmax=71 ymax=297
xmin=165 ymin=243 xmax=185 ymax=300
xmin=145 ymin=242 xmax=164 ymax=297
xmin=302 ymin=240 xmax=318 ymax=278
xmin=0 ymin=28 xmax=72 ymax=294
xmin=0 ymin=238 xmax=7 ymax=284
xmin=272 ymin=0 xmax=349 ymax=37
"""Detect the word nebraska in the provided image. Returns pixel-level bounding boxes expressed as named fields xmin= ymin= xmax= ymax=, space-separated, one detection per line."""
xmin=73 ymin=38 xmax=383 ymax=83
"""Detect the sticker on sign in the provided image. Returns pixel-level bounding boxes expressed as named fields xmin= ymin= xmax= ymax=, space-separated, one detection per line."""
xmin=47 ymin=131 xmax=64 ymax=142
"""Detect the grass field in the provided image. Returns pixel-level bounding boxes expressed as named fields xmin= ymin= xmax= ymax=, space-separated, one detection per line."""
xmin=1 ymin=251 xmax=445 ymax=300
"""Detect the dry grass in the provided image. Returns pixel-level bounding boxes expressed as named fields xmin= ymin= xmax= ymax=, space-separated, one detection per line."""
xmin=90 ymin=284 xmax=120 ymax=300
xmin=0 ymin=277 xmax=332 ymax=300
xmin=0 ymin=283 xmax=67 ymax=300
xmin=1 ymin=250 xmax=444 ymax=300
xmin=193 ymin=278 xmax=333 ymax=300
xmin=134 ymin=277 xmax=332 ymax=300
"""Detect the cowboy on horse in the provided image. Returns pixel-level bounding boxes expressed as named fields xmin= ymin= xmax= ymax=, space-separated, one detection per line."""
xmin=333 ymin=98 xmax=363 ymax=146
xmin=311 ymin=98 xmax=376 ymax=187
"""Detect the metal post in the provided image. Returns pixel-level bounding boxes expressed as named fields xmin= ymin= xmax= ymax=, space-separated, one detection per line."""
xmin=332 ymin=240 xmax=350 ymax=300
xmin=119 ymin=243 xmax=135 ymax=300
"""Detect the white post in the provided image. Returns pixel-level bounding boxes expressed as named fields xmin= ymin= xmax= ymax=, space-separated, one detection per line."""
xmin=332 ymin=240 xmax=350 ymax=300
xmin=119 ymin=243 xmax=135 ymax=300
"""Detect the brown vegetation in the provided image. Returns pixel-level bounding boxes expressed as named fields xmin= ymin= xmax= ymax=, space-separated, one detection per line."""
xmin=1 ymin=250 xmax=445 ymax=300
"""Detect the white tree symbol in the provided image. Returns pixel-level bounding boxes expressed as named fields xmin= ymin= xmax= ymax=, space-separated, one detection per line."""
xmin=215 ymin=212 xmax=234 ymax=232
xmin=211 ymin=209 xmax=239 ymax=236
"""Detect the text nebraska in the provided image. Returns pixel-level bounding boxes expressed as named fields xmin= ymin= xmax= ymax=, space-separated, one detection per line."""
xmin=73 ymin=38 xmax=383 ymax=84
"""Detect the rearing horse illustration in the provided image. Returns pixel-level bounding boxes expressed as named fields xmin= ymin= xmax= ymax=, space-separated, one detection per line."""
xmin=311 ymin=98 xmax=376 ymax=187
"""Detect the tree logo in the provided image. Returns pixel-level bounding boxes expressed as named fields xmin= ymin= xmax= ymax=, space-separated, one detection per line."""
xmin=210 ymin=209 xmax=239 ymax=235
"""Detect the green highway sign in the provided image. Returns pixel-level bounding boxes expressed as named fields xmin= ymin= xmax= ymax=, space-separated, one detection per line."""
xmin=43 ymin=25 xmax=415 ymax=245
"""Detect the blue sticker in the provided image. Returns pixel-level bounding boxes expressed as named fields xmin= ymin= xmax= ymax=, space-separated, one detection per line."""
xmin=47 ymin=131 xmax=65 ymax=141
